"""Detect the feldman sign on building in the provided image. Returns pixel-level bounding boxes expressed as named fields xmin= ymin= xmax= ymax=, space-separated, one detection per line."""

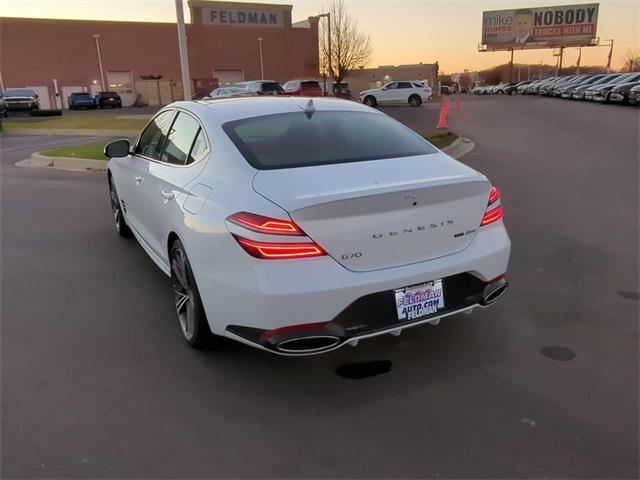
xmin=482 ymin=3 xmax=599 ymax=50
xmin=202 ymin=6 xmax=284 ymax=27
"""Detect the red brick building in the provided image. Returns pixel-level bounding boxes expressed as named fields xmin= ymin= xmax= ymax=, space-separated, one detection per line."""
xmin=0 ymin=0 xmax=320 ymax=108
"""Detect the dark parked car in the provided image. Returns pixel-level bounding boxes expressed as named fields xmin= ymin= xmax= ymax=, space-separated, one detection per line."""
xmin=504 ymin=80 xmax=531 ymax=95
xmin=95 ymin=91 xmax=122 ymax=108
xmin=627 ymin=84 xmax=640 ymax=106
xmin=282 ymin=79 xmax=323 ymax=97
xmin=1 ymin=88 xmax=39 ymax=111
xmin=559 ymin=75 xmax=606 ymax=99
xmin=68 ymin=92 xmax=97 ymax=110
xmin=236 ymin=80 xmax=284 ymax=95
xmin=332 ymin=82 xmax=352 ymax=99
xmin=586 ymin=72 xmax=640 ymax=102
xmin=570 ymin=74 xmax=619 ymax=100
xmin=609 ymin=81 xmax=640 ymax=105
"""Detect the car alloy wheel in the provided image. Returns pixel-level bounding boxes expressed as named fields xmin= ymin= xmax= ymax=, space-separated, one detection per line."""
xmin=408 ymin=95 xmax=422 ymax=107
xmin=364 ymin=96 xmax=377 ymax=107
xmin=109 ymin=178 xmax=131 ymax=237
xmin=170 ymin=240 xmax=214 ymax=349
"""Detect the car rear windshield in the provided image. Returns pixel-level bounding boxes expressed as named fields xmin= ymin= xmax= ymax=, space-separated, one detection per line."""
xmin=73 ymin=93 xmax=92 ymax=97
xmin=223 ymin=110 xmax=437 ymax=170
xmin=3 ymin=89 xmax=35 ymax=97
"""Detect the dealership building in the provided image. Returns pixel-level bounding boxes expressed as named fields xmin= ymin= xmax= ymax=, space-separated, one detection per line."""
xmin=0 ymin=0 xmax=320 ymax=108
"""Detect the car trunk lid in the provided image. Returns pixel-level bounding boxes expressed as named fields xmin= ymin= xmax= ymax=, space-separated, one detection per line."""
xmin=252 ymin=152 xmax=491 ymax=272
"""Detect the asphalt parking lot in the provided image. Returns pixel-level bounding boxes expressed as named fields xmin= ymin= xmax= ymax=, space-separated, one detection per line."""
xmin=1 ymin=95 xmax=638 ymax=478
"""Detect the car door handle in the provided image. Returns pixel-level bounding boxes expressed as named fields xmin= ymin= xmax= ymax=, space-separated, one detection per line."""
xmin=160 ymin=190 xmax=175 ymax=202
xmin=134 ymin=176 xmax=143 ymax=185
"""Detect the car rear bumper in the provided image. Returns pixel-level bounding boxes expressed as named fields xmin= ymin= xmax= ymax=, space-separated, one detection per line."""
xmin=225 ymin=273 xmax=509 ymax=355
xmin=193 ymin=222 xmax=511 ymax=354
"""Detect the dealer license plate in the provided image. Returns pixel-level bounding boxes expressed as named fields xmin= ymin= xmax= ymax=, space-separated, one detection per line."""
xmin=394 ymin=279 xmax=445 ymax=321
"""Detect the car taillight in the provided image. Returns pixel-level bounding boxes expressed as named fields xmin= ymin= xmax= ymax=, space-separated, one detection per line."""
xmin=480 ymin=186 xmax=503 ymax=227
xmin=233 ymin=236 xmax=326 ymax=259
xmin=227 ymin=212 xmax=326 ymax=260
xmin=227 ymin=212 xmax=303 ymax=236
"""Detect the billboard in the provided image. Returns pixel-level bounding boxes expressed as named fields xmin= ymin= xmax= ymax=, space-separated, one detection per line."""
xmin=482 ymin=4 xmax=599 ymax=51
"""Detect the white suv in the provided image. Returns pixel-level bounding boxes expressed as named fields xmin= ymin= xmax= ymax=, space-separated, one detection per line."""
xmin=359 ymin=81 xmax=432 ymax=107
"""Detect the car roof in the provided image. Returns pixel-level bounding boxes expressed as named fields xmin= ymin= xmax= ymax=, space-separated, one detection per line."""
xmin=181 ymin=96 xmax=377 ymax=124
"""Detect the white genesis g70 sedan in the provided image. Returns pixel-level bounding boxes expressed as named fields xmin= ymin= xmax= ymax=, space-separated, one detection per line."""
xmin=105 ymin=97 xmax=510 ymax=355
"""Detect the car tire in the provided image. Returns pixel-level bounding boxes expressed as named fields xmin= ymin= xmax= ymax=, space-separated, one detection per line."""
xmin=363 ymin=95 xmax=377 ymax=107
xmin=108 ymin=177 xmax=132 ymax=238
xmin=170 ymin=239 xmax=216 ymax=349
xmin=408 ymin=95 xmax=422 ymax=107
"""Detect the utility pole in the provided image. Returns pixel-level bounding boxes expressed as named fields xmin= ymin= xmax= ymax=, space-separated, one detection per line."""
xmin=257 ymin=37 xmax=264 ymax=79
xmin=92 ymin=34 xmax=106 ymax=92
xmin=605 ymin=39 xmax=614 ymax=71
xmin=175 ymin=0 xmax=192 ymax=100
xmin=509 ymin=48 xmax=514 ymax=83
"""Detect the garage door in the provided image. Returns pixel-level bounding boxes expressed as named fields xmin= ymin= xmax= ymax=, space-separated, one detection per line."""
xmin=214 ymin=70 xmax=244 ymax=87
xmin=61 ymin=86 xmax=83 ymax=109
xmin=26 ymin=86 xmax=51 ymax=110
xmin=107 ymin=71 xmax=135 ymax=106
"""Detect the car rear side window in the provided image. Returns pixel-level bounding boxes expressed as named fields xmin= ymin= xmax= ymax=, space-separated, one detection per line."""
xmin=188 ymin=129 xmax=208 ymax=165
xmin=262 ymin=83 xmax=283 ymax=92
xmin=397 ymin=82 xmax=412 ymax=89
xmin=223 ymin=110 xmax=437 ymax=170
xmin=162 ymin=112 xmax=202 ymax=166
xmin=135 ymin=110 xmax=175 ymax=160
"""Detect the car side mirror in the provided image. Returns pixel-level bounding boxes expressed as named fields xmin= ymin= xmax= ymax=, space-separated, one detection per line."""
xmin=34 ymin=94 xmax=39 ymax=98
xmin=104 ymin=139 xmax=130 ymax=158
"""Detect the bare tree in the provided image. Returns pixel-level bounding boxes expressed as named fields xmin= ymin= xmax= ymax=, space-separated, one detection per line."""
xmin=319 ymin=0 xmax=373 ymax=84
xmin=622 ymin=49 xmax=640 ymax=72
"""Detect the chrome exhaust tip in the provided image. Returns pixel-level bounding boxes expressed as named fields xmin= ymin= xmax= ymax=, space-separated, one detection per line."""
xmin=481 ymin=278 xmax=509 ymax=306
xmin=276 ymin=336 xmax=341 ymax=354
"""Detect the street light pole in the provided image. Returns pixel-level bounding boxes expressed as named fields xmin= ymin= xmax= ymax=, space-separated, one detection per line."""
xmin=174 ymin=0 xmax=192 ymax=100
xmin=257 ymin=37 xmax=264 ymax=80
xmin=317 ymin=13 xmax=332 ymax=81
xmin=92 ymin=34 xmax=105 ymax=92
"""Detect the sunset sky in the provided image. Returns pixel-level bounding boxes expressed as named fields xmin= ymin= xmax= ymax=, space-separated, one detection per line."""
xmin=1 ymin=0 xmax=638 ymax=72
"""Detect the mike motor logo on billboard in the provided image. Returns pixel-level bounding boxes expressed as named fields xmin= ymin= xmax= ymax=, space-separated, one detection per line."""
xmin=482 ymin=3 xmax=599 ymax=49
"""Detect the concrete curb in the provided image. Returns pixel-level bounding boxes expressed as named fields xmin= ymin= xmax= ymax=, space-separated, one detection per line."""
xmin=4 ymin=128 xmax=137 ymax=137
xmin=442 ymin=136 xmax=475 ymax=159
xmin=15 ymin=152 xmax=107 ymax=172
xmin=16 ymin=135 xmax=474 ymax=173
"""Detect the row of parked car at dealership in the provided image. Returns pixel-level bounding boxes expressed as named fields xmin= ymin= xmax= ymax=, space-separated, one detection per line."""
xmin=206 ymin=79 xmax=434 ymax=107
xmin=472 ymin=71 xmax=640 ymax=105
xmin=1 ymin=77 xmax=435 ymax=115
xmin=0 ymin=88 xmax=123 ymax=114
